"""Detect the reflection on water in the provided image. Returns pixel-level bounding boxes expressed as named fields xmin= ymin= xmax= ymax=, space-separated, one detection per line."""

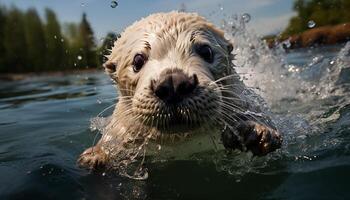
xmin=1 ymin=22 xmax=350 ymax=200
xmin=0 ymin=75 xmax=102 ymax=108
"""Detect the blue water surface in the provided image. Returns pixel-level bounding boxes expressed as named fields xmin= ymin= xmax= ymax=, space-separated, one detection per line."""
xmin=0 ymin=44 xmax=350 ymax=200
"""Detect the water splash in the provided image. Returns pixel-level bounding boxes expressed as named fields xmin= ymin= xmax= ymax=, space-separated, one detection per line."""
xmin=221 ymin=13 xmax=302 ymax=105
xmin=90 ymin=12 xmax=350 ymax=179
xmin=241 ymin=13 xmax=251 ymax=23
xmin=110 ymin=1 xmax=118 ymax=8
xmin=211 ymin=13 xmax=350 ymax=178
xmin=307 ymin=20 xmax=316 ymax=28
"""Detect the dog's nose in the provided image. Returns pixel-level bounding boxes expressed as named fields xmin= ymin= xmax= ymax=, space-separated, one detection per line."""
xmin=152 ymin=70 xmax=198 ymax=104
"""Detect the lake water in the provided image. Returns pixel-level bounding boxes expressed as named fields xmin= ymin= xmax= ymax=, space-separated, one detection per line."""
xmin=1 ymin=22 xmax=350 ymax=199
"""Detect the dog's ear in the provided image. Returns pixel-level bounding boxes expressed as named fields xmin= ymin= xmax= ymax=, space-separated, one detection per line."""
xmin=227 ymin=42 xmax=233 ymax=54
xmin=103 ymin=61 xmax=117 ymax=74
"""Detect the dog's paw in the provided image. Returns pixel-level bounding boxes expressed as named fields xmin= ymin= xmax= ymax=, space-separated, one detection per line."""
xmin=237 ymin=121 xmax=282 ymax=156
xmin=77 ymin=146 xmax=107 ymax=170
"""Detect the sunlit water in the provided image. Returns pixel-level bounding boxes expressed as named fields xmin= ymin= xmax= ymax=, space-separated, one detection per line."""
xmin=1 ymin=15 xmax=350 ymax=199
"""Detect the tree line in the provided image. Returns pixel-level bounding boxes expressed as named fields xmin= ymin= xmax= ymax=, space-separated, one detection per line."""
xmin=0 ymin=5 xmax=118 ymax=73
xmin=282 ymin=0 xmax=350 ymax=37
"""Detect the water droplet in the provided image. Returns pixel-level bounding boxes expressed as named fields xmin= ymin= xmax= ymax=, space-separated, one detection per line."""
xmin=54 ymin=35 xmax=57 ymax=39
xmin=282 ymin=39 xmax=291 ymax=48
xmin=110 ymin=1 xmax=118 ymax=8
xmin=74 ymin=63 xmax=77 ymax=67
xmin=307 ymin=20 xmax=316 ymax=28
xmin=232 ymin=14 xmax=238 ymax=21
xmin=330 ymin=60 xmax=335 ymax=65
xmin=217 ymin=4 xmax=224 ymax=11
xmin=60 ymin=38 xmax=64 ymax=42
xmin=102 ymin=172 xmax=106 ymax=176
xmin=297 ymin=135 xmax=307 ymax=140
xmin=288 ymin=65 xmax=297 ymax=72
xmin=157 ymin=144 xmax=162 ymax=150
xmin=242 ymin=13 xmax=251 ymax=23
xmin=77 ymin=55 xmax=82 ymax=60
xmin=312 ymin=56 xmax=320 ymax=62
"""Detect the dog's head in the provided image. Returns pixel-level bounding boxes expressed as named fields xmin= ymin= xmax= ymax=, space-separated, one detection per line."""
xmin=104 ymin=12 xmax=236 ymax=134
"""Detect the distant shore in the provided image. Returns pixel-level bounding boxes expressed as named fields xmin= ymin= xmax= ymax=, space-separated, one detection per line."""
xmin=0 ymin=68 xmax=103 ymax=81
xmin=2 ymin=22 xmax=350 ymax=80
xmin=266 ymin=23 xmax=350 ymax=49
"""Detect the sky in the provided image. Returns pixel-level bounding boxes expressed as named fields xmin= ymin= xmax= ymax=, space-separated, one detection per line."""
xmin=0 ymin=0 xmax=295 ymax=40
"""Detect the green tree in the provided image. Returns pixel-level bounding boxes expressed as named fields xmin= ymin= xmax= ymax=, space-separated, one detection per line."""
xmin=0 ymin=6 xmax=7 ymax=71
xmin=63 ymin=22 xmax=81 ymax=69
xmin=24 ymin=8 xmax=46 ymax=71
xmin=45 ymin=8 xmax=66 ymax=70
xmin=3 ymin=7 xmax=27 ymax=72
xmin=77 ymin=13 xmax=97 ymax=68
xmin=282 ymin=0 xmax=350 ymax=37
xmin=0 ymin=6 xmax=101 ymax=73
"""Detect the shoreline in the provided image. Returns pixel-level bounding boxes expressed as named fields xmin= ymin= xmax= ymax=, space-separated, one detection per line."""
xmin=0 ymin=68 xmax=104 ymax=81
xmin=2 ymin=23 xmax=350 ymax=82
xmin=266 ymin=23 xmax=350 ymax=49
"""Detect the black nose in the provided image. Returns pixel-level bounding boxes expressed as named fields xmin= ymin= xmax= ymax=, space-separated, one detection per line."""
xmin=152 ymin=70 xmax=199 ymax=104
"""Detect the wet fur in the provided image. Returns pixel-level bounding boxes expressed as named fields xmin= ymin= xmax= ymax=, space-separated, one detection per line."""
xmin=78 ymin=12 xmax=282 ymax=170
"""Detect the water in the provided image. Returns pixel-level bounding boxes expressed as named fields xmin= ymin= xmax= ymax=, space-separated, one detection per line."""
xmin=1 ymin=18 xmax=350 ymax=200
xmin=307 ymin=20 xmax=316 ymax=28
xmin=110 ymin=1 xmax=118 ymax=8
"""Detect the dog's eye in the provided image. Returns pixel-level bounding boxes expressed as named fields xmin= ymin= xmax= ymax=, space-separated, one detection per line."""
xmin=196 ymin=44 xmax=214 ymax=63
xmin=133 ymin=54 xmax=146 ymax=72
